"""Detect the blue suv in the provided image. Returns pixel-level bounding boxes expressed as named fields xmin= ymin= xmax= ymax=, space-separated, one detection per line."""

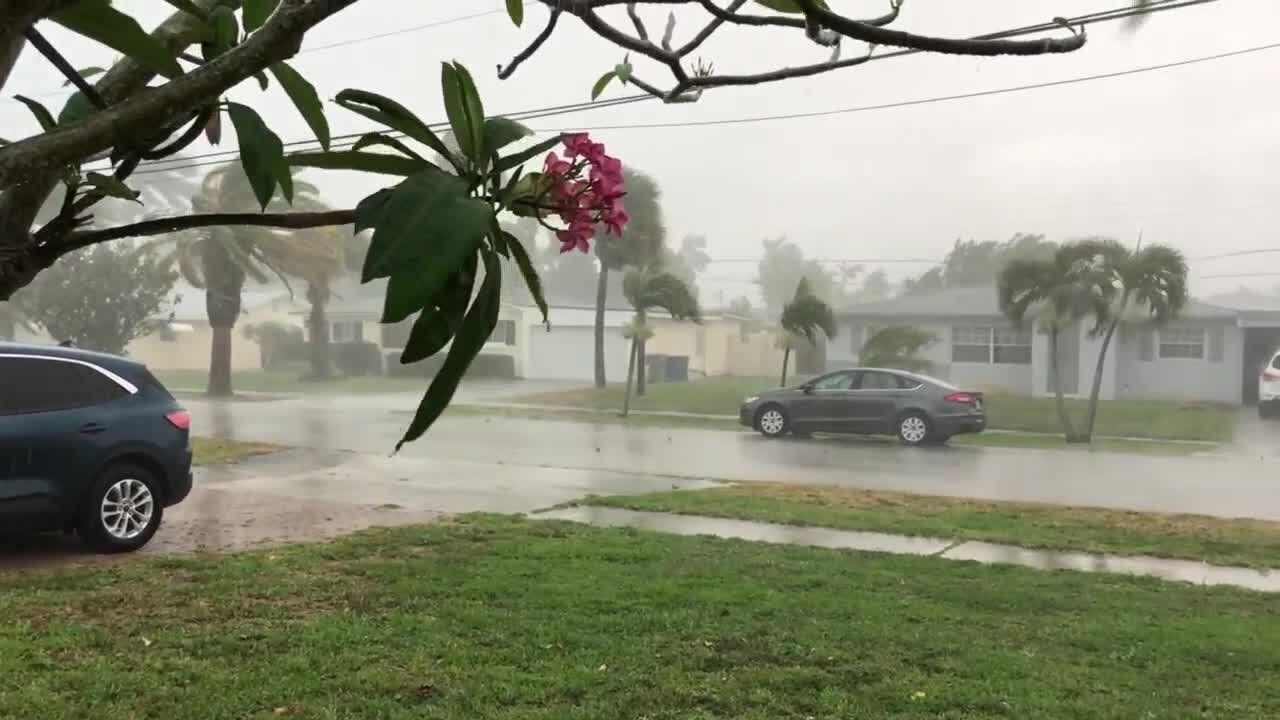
xmin=0 ymin=343 xmax=192 ymax=552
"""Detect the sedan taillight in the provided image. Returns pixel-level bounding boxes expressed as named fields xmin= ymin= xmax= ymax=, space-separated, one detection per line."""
xmin=944 ymin=392 xmax=978 ymax=405
xmin=166 ymin=410 xmax=191 ymax=431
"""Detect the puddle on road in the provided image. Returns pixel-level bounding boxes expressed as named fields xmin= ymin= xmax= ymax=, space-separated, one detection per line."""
xmin=534 ymin=507 xmax=1280 ymax=593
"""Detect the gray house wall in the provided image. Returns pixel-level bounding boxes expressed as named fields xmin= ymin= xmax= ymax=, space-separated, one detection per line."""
xmin=1114 ymin=320 xmax=1242 ymax=404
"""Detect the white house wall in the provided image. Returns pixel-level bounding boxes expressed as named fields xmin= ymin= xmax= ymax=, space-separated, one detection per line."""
xmin=526 ymin=324 xmax=630 ymax=381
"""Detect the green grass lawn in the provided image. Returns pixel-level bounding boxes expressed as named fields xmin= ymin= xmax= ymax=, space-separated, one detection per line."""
xmin=2 ymin=516 xmax=1276 ymax=718
xmin=191 ymin=437 xmax=278 ymax=465
xmin=586 ymin=484 xmax=1280 ymax=568
xmin=157 ymin=368 xmax=428 ymax=396
xmin=516 ymin=376 xmax=1236 ymax=441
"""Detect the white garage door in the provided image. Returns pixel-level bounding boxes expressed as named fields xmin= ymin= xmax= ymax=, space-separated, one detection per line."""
xmin=527 ymin=325 xmax=630 ymax=381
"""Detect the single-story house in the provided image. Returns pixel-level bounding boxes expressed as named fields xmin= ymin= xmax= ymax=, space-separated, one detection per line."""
xmin=318 ymin=278 xmax=782 ymax=382
xmin=830 ymin=285 xmax=1280 ymax=405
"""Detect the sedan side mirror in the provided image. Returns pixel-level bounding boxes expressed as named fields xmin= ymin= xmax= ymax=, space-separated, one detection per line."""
xmin=801 ymin=383 xmax=815 ymax=394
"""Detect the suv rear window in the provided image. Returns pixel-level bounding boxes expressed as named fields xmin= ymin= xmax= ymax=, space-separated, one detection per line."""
xmin=0 ymin=356 xmax=129 ymax=415
xmin=1272 ymin=355 xmax=1280 ymax=371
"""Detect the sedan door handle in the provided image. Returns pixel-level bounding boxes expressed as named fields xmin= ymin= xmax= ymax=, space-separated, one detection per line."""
xmin=79 ymin=422 xmax=108 ymax=435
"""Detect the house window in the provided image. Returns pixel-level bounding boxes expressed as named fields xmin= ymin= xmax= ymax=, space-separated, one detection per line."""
xmin=1159 ymin=328 xmax=1205 ymax=360
xmin=492 ymin=319 xmax=516 ymax=346
xmin=952 ymin=326 xmax=992 ymax=363
xmin=331 ymin=321 xmax=363 ymax=343
xmin=381 ymin=320 xmax=411 ymax=349
xmin=993 ymin=328 xmax=1032 ymax=364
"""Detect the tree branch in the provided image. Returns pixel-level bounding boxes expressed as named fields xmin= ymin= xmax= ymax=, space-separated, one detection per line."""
xmin=23 ymin=26 xmax=108 ymax=109
xmin=59 ymin=210 xmax=357 ymax=253
xmin=626 ymin=3 xmax=650 ymax=41
xmin=0 ymin=0 xmax=361 ymax=189
xmin=498 ymin=6 xmax=562 ymax=79
xmin=676 ymin=0 xmax=745 ymax=57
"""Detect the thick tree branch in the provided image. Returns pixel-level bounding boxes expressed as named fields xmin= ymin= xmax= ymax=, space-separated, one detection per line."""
xmin=0 ymin=0 xmax=75 ymax=51
xmin=0 ymin=0 xmax=360 ymax=189
xmin=59 ymin=210 xmax=357 ymax=253
xmin=24 ymin=26 xmax=108 ymax=109
xmin=498 ymin=6 xmax=562 ymax=79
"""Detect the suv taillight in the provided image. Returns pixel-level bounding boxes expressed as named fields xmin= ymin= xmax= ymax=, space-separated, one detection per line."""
xmin=944 ymin=392 xmax=977 ymax=405
xmin=1263 ymin=369 xmax=1280 ymax=381
xmin=166 ymin=410 xmax=191 ymax=431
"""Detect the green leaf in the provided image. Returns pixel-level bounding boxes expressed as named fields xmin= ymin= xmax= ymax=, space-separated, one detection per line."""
xmin=505 ymin=0 xmax=523 ymax=26
xmin=269 ymin=62 xmax=330 ymax=150
xmin=482 ymin=117 xmax=533 ymax=153
xmin=243 ymin=0 xmax=281 ymax=32
xmin=615 ymin=60 xmax=633 ymax=84
xmin=226 ymin=102 xmax=290 ymax=209
xmin=400 ymin=257 xmax=476 ymax=364
xmin=61 ymin=66 xmax=105 ymax=87
xmin=440 ymin=62 xmax=485 ymax=164
xmin=396 ymin=252 xmax=501 ymax=450
xmin=361 ymin=167 xmax=492 ymax=290
xmin=14 ymin=95 xmax=57 ymax=131
xmin=57 ymin=92 xmax=95 ymax=126
xmin=591 ymin=71 xmax=617 ymax=101
xmin=289 ymin=150 xmax=427 ymax=177
xmin=160 ymin=0 xmax=210 ymax=21
xmin=84 ymin=172 xmax=140 ymax=203
xmin=53 ymin=0 xmax=182 ymax=78
xmin=353 ymin=188 xmax=392 ymax=235
xmin=493 ymin=133 xmax=564 ymax=174
xmin=506 ymin=231 xmax=548 ymax=327
xmin=351 ymin=133 xmax=426 ymax=161
xmin=334 ymin=89 xmax=459 ymax=171
xmin=202 ymin=6 xmax=238 ymax=60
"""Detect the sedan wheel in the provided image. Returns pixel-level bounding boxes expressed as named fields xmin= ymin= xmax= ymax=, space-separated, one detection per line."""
xmin=757 ymin=407 xmax=789 ymax=438
xmin=897 ymin=413 xmax=931 ymax=446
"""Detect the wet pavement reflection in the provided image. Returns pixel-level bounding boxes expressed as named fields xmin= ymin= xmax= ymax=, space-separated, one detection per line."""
xmin=536 ymin=506 xmax=1280 ymax=593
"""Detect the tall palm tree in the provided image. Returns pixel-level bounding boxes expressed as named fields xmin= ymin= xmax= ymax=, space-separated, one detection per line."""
xmin=779 ymin=277 xmax=836 ymax=386
xmin=594 ymin=168 xmax=665 ymax=388
xmin=1081 ymin=239 xmax=1188 ymax=440
xmin=620 ymin=269 xmax=700 ymax=416
xmin=161 ymin=164 xmax=343 ymax=396
xmin=998 ymin=241 xmax=1117 ymax=442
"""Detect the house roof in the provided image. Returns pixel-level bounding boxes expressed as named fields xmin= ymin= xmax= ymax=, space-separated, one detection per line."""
xmin=169 ymin=285 xmax=299 ymax=322
xmin=842 ymin=285 xmax=1241 ymax=321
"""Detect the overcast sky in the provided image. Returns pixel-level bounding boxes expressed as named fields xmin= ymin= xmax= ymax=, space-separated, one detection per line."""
xmin=3 ymin=0 xmax=1277 ymax=305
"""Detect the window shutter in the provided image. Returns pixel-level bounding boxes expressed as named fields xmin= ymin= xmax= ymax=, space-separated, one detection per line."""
xmin=1208 ymin=326 xmax=1225 ymax=363
xmin=1137 ymin=328 xmax=1154 ymax=362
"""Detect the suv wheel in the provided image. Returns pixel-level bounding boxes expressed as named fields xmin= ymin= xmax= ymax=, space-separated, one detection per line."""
xmin=80 ymin=463 xmax=164 ymax=553
xmin=756 ymin=405 xmax=790 ymax=439
xmin=897 ymin=412 xmax=932 ymax=446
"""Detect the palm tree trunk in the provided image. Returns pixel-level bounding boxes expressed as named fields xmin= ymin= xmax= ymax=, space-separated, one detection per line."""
xmin=622 ymin=338 xmax=638 ymax=417
xmin=1048 ymin=327 xmax=1079 ymax=441
xmin=780 ymin=345 xmax=791 ymax=386
xmin=636 ymin=307 xmax=648 ymax=396
xmin=306 ymin=281 xmax=332 ymax=380
xmin=594 ymin=266 xmax=609 ymax=388
xmin=208 ymin=325 xmax=233 ymax=397
xmin=202 ymin=241 xmax=244 ymax=398
xmin=1083 ymin=317 xmax=1120 ymax=442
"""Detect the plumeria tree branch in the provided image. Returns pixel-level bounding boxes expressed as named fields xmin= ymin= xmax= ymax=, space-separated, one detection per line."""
xmin=58 ymin=210 xmax=358 ymax=253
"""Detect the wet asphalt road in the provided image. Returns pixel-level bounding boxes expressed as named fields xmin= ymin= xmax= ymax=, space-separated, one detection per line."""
xmin=182 ymin=394 xmax=1280 ymax=521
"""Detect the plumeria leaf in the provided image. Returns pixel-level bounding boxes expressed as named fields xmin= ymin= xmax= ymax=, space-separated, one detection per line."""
xmin=243 ymin=0 xmax=281 ymax=32
xmin=14 ymin=95 xmax=57 ymax=131
xmin=397 ymin=252 xmax=501 ymax=450
xmin=84 ymin=172 xmax=140 ymax=203
xmin=591 ymin=71 xmax=617 ymax=100
xmin=334 ymin=89 xmax=459 ymax=171
xmin=57 ymin=92 xmax=94 ymax=126
xmin=483 ymin=117 xmax=533 ymax=153
xmin=353 ymin=188 xmax=392 ymax=235
xmin=226 ymin=102 xmax=290 ymax=209
xmin=203 ymin=5 xmax=238 ymax=60
xmin=615 ymin=58 xmax=633 ymax=84
xmin=61 ymin=66 xmax=105 ymax=86
xmin=506 ymin=231 xmax=548 ymax=327
xmin=289 ymin=150 xmax=428 ymax=177
xmin=505 ymin=0 xmax=523 ymax=27
xmin=269 ymin=62 xmax=330 ymax=150
xmin=52 ymin=0 xmax=182 ymax=78
xmin=440 ymin=62 xmax=486 ymax=164
xmin=494 ymin=134 xmax=564 ymax=174
xmin=352 ymin=133 xmax=426 ymax=161
xmin=401 ymin=256 xmax=476 ymax=364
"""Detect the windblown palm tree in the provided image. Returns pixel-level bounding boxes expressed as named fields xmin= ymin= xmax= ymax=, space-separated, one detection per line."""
xmin=779 ymin=277 xmax=836 ymax=386
xmin=159 ymin=164 xmax=343 ymax=396
xmin=997 ymin=240 xmax=1117 ymax=442
xmin=620 ymin=269 xmax=700 ymax=416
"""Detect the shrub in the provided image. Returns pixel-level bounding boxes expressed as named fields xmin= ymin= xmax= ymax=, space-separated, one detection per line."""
xmin=335 ymin=341 xmax=384 ymax=377
xmin=243 ymin=322 xmax=306 ymax=370
xmin=385 ymin=351 xmax=516 ymax=379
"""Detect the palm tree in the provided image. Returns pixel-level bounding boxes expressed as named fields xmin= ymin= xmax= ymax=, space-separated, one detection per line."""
xmin=779 ymin=278 xmax=836 ymax=386
xmin=998 ymin=241 xmax=1117 ymax=442
xmin=620 ymin=269 xmax=700 ymax=416
xmin=1081 ymin=239 xmax=1188 ymax=440
xmin=160 ymin=164 xmax=343 ymax=396
xmin=860 ymin=326 xmax=939 ymax=373
xmin=594 ymin=168 xmax=665 ymax=388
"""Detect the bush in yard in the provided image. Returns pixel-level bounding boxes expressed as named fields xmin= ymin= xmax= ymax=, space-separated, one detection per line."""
xmin=387 ymin=352 xmax=516 ymax=380
xmin=243 ymin=322 xmax=306 ymax=370
xmin=334 ymin=341 xmax=383 ymax=377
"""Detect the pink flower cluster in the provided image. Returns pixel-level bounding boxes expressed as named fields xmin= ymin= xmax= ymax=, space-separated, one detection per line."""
xmin=542 ymin=133 xmax=628 ymax=254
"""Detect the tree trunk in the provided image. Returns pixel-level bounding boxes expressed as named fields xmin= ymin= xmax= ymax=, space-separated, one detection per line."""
xmin=636 ymin=307 xmax=647 ymax=396
xmin=594 ymin=265 xmax=609 ymax=388
xmin=208 ymin=325 xmax=233 ymax=397
xmin=0 ymin=306 xmax=14 ymax=341
xmin=1048 ymin=327 xmax=1079 ymax=441
xmin=780 ymin=345 xmax=791 ymax=386
xmin=1083 ymin=317 xmax=1120 ymax=442
xmin=306 ymin=281 xmax=332 ymax=380
xmin=622 ymin=337 xmax=638 ymax=417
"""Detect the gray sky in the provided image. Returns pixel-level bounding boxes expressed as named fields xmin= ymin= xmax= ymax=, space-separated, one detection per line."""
xmin=3 ymin=0 xmax=1277 ymax=305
